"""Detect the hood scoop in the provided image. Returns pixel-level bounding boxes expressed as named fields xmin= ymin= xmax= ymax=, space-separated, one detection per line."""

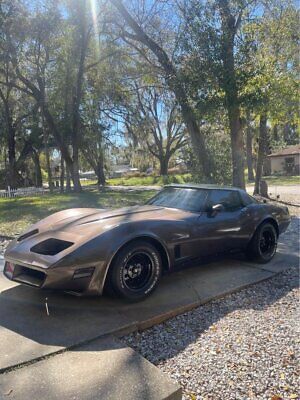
xmin=17 ymin=229 xmax=39 ymax=242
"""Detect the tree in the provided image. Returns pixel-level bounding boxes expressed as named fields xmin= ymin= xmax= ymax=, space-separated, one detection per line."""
xmin=0 ymin=82 xmax=36 ymax=187
xmin=80 ymin=35 xmax=127 ymax=186
xmin=245 ymin=111 xmax=255 ymax=181
xmin=242 ymin=1 xmax=299 ymax=193
xmin=108 ymin=0 xmax=215 ymax=181
xmin=0 ymin=0 xmax=96 ymax=191
xmin=0 ymin=1 xmax=38 ymax=187
xmin=0 ymin=0 xmax=298 ymax=191
xmin=178 ymin=0 xmax=260 ymax=188
xmin=124 ymin=86 xmax=187 ymax=175
xmin=81 ymin=104 xmax=109 ymax=187
xmin=216 ymin=0 xmax=246 ymax=189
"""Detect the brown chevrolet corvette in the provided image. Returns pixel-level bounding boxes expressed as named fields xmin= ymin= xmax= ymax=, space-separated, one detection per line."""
xmin=4 ymin=184 xmax=291 ymax=300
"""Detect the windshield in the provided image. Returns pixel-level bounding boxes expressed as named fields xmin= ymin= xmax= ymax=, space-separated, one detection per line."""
xmin=147 ymin=187 xmax=208 ymax=212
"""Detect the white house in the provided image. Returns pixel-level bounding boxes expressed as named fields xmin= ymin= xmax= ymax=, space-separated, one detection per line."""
xmin=268 ymin=145 xmax=300 ymax=175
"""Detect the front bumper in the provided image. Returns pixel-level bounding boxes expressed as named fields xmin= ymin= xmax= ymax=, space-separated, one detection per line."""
xmin=3 ymin=261 xmax=97 ymax=295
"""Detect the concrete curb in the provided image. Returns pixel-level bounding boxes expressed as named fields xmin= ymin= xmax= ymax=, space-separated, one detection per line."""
xmin=0 ymin=336 xmax=182 ymax=400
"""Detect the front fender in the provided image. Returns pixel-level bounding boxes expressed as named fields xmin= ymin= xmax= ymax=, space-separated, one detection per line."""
xmin=53 ymin=220 xmax=174 ymax=295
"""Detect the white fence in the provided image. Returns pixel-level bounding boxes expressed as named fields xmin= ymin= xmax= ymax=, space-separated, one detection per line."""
xmin=0 ymin=186 xmax=47 ymax=198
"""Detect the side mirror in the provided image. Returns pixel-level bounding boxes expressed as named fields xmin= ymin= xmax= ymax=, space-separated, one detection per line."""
xmin=212 ymin=203 xmax=224 ymax=212
xmin=207 ymin=203 xmax=224 ymax=217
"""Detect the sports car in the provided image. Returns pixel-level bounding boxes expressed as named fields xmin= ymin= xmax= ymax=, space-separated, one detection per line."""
xmin=3 ymin=184 xmax=291 ymax=300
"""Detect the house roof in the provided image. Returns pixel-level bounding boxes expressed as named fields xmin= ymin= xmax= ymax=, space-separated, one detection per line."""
xmin=268 ymin=145 xmax=300 ymax=157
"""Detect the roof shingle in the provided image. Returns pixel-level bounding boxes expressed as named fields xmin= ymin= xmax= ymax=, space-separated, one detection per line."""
xmin=268 ymin=145 xmax=300 ymax=157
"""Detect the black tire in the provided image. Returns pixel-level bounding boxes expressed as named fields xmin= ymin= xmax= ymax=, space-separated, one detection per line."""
xmin=108 ymin=240 xmax=162 ymax=301
xmin=245 ymin=222 xmax=278 ymax=264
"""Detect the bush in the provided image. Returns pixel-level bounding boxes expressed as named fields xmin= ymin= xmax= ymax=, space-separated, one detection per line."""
xmin=107 ymin=173 xmax=193 ymax=187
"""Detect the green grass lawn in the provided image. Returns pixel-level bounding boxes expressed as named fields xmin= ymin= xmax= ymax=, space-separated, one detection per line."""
xmin=0 ymin=189 xmax=156 ymax=237
xmin=82 ymin=174 xmax=299 ymax=188
xmin=82 ymin=173 xmax=299 ymax=187
xmin=81 ymin=173 xmax=193 ymax=187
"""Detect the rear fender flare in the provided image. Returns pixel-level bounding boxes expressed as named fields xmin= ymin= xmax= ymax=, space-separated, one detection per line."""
xmin=249 ymin=217 xmax=279 ymax=244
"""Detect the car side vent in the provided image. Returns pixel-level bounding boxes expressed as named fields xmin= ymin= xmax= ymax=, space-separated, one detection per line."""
xmin=174 ymin=245 xmax=181 ymax=259
xmin=30 ymin=238 xmax=73 ymax=256
xmin=17 ymin=229 xmax=39 ymax=242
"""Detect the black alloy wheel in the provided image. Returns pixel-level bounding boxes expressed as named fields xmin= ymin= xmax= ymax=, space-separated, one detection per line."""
xmin=246 ymin=222 xmax=277 ymax=263
xmin=108 ymin=240 xmax=162 ymax=301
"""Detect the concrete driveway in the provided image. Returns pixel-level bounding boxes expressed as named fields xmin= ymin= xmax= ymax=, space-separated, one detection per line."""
xmin=0 ymin=219 xmax=298 ymax=399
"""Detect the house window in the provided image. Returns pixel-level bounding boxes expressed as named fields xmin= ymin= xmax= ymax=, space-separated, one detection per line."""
xmin=284 ymin=157 xmax=295 ymax=174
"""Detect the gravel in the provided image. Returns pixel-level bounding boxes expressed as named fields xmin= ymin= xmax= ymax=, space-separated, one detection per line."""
xmin=123 ymin=267 xmax=299 ymax=400
xmin=0 ymin=238 xmax=10 ymax=256
xmin=269 ymin=192 xmax=300 ymax=217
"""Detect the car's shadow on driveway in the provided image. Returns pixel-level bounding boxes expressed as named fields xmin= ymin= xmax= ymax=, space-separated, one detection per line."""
xmin=0 ymin=218 xmax=299 ymax=371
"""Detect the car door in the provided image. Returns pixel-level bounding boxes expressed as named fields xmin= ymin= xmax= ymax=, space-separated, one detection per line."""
xmin=167 ymin=188 xmax=210 ymax=263
xmin=193 ymin=189 xmax=251 ymax=256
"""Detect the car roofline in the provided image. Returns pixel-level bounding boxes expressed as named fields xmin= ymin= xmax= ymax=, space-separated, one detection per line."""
xmin=164 ymin=183 xmax=243 ymax=192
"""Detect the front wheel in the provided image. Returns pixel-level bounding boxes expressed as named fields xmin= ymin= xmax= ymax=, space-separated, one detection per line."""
xmin=108 ymin=240 xmax=162 ymax=301
xmin=245 ymin=222 xmax=278 ymax=264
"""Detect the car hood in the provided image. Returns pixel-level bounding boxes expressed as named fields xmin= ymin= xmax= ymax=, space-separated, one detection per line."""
xmin=5 ymin=205 xmax=189 ymax=268
xmin=34 ymin=205 xmax=166 ymax=233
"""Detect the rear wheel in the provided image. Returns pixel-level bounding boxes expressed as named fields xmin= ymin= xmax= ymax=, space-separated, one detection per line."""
xmin=108 ymin=240 xmax=162 ymax=301
xmin=245 ymin=222 xmax=277 ymax=263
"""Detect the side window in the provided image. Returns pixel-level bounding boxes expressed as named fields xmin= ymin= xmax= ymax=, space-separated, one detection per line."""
xmin=240 ymin=191 xmax=255 ymax=206
xmin=207 ymin=190 xmax=243 ymax=212
xmin=148 ymin=188 xmax=209 ymax=212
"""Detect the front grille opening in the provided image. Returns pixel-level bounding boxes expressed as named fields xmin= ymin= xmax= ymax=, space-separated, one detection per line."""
xmin=17 ymin=229 xmax=39 ymax=242
xmin=30 ymin=238 xmax=73 ymax=256
xmin=14 ymin=265 xmax=46 ymax=287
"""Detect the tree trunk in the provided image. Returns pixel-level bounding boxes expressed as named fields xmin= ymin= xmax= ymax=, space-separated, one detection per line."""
xmin=218 ymin=0 xmax=245 ymax=189
xmin=228 ymin=106 xmax=245 ymax=188
xmin=263 ymin=132 xmax=272 ymax=176
xmin=60 ymin=154 xmax=65 ymax=193
xmin=1 ymin=94 xmax=18 ymax=187
xmin=66 ymin=166 xmax=71 ymax=192
xmin=69 ymin=0 xmax=88 ymax=193
xmin=178 ymin=101 xmax=213 ymax=180
xmin=159 ymin=156 xmax=169 ymax=176
xmin=31 ymin=149 xmax=43 ymax=187
xmin=96 ymin=148 xmax=106 ymax=187
xmin=7 ymin=126 xmax=19 ymax=187
xmin=44 ymin=130 xmax=53 ymax=193
xmin=96 ymin=164 xmax=106 ymax=186
xmin=41 ymin=102 xmax=82 ymax=192
xmin=246 ymin=115 xmax=255 ymax=182
xmin=273 ymin=124 xmax=279 ymax=141
xmin=283 ymin=123 xmax=290 ymax=143
xmin=254 ymin=114 xmax=268 ymax=195
xmin=70 ymin=155 xmax=82 ymax=192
